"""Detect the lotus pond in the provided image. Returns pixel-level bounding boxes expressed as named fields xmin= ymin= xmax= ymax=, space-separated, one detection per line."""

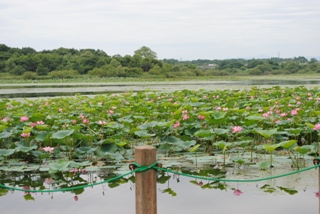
xmin=1 ymin=85 xmax=320 ymax=213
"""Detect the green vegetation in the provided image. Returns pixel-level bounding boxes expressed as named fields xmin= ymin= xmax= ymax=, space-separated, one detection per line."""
xmin=0 ymin=44 xmax=319 ymax=82
xmin=0 ymin=86 xmax=319 ymax=173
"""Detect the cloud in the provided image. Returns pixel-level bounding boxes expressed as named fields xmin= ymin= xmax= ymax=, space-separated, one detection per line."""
xmin=0 ymin=0 xmax=319 ymax=59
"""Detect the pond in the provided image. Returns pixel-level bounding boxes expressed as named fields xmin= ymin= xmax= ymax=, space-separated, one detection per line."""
xmin=1 ymin=79 xmax=320 ymax=98
xmin=1 ymin=79 xmax=320 ymax=213
xmin=0 ymin=155 xmax=319 ymax=214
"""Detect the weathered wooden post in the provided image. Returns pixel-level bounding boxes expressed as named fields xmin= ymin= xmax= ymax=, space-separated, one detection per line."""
xmin=135 ymin=145 xmax=157 ymax=214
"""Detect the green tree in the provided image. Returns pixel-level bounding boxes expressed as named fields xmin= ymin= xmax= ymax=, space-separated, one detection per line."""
xmin=134 ymin=46 xmax=157 ymax=59
xmin=36 ymin=63 xmax=49 ymax=76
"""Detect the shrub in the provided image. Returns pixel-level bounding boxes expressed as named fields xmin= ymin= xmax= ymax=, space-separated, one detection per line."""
xmin=49 ymin=70 xmax=80 ymax=78
xmin=22 ymin=71 xmax=36 ymax=80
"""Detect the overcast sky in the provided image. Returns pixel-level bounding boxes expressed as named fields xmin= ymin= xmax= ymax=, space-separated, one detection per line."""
xmin=1 ymin=0 xmax=319 ymax=60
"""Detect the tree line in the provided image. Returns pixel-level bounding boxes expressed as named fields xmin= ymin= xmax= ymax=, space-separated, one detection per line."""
xmin=0 ymin=44 xmax=319 ymax=80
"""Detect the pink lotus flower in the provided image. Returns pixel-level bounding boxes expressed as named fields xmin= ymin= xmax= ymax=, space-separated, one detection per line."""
xmin=198 ymin=115 xmax=205 ymax=120
xmin=72 ymin=119 xmax=77 ymax=124
xmin=21 ymin=132 xmax=31 ymax=138
xmin=233 ymin=189 xmax=243 ymax=196
xmin=58 ymin=108 xmax=63 ymax=112
xmin=108 ymin=110 xmax=114 ymax=114
xmin=98 ymin=120 xmax=106 ymax=125
xmin=42 ymin=146 xmax=54 ymax=153
xmin=314 ymin=124 xmax=320 ymax=131
xmin=2 ymin=117 xmax=9 ymax=122
xmin=182 ymin=110 xmax=188 ymax=114
xmin=291 ymin=109 xmax=298 ymax=116
xmin=232 ymin=126 xmax=242 ymax=133
xmin=30 ymin=122 xmax=36 ymax=127
xmin=223 ymin=108 xmax=228 ymax=111
xmin=280 ymin=113 xmax=288 ymax=117
xmin=44 ymin=178 xmax=53 ymax=185
xmin=173 ymin=121 xmax=180 ymax=128
xmin=263 ymin=113 xmax=269 ymax=118
xmin=182 ymin=114 xmax=189 ymax=120
xmin=36 ymin=121 xmax=45 ymax=125
xmin=216 ymin=107 xmax=222 ymax=111
xmin=82 ymin=119 xmax=90 ymax=124
xmin=70 ymin=168 xmax=79 ymax=173
xmin=20 ymin=116 xmax=29 ymax=122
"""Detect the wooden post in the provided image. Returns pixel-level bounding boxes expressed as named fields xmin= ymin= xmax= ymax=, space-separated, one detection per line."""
xmin=135 ymin=145 xmax=157 ymax=214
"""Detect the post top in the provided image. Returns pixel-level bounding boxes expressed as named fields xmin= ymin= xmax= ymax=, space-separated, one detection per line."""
xmin=136 ymin=145 xmax=156 ymax=150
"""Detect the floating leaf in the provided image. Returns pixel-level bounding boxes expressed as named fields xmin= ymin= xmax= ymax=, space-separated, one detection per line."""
xmin=0 ymin=149 xmax=15 ymax=157
xmin=52 ymin=129 xmax=74 ymax=139
xmin=194 ymin=130 xmax=213 ymax=138
xmin=0 ymin=131 xmax=12 ymax=139
xmin=255 ymin=128 xmax=277 ymax=138
xmin=258 ymin=161 xmax=270 ymax=170
xmin=15 ymin=142 xmax=37 ymax=153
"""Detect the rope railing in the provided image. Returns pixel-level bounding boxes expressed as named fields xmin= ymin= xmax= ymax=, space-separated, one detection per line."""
xmin=0 ymin=160 xmax=319 ymax=193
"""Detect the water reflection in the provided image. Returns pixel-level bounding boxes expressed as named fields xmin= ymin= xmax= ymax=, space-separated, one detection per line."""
xmin=0 ymin=167 xmax=318 ymax=214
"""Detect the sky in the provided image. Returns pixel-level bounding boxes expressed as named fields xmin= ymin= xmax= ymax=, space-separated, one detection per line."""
xmin=0 ymin=0 xmax=319 ymax=60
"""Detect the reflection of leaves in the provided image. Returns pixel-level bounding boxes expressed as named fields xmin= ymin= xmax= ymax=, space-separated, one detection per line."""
xmin=0 ymin=188 xmax=9 ymax=197
xmin=260 ymin=184 xmax=276 ymax=193
xmin=157 ymin=175 xmax=171 ymax=184
xmin=278 ymin=187 xmax=298 ymax=195
xmin=162 ymin=188 xmax=177 ymax=196
xmin=24 ymin=194 xmax=35 ymax=201
xmin=258 ymin=161 xmax=270 ymax=170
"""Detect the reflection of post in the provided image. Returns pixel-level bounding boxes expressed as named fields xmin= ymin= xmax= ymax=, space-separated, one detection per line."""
xmin=135 ymin=145 xmax=157 ymax=214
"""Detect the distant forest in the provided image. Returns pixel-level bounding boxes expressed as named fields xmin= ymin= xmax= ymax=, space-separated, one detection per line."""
xmin=0 ymin=44 xmax=319 ymax=80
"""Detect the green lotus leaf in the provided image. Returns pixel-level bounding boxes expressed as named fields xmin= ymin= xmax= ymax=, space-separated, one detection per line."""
xmin=52 ymin=129 xmax=74 ymax=139
xmin=255 ymin=128 xmax=277 ymax=138
xmin=263 ymin=144 xmax=279 ymax=152
xmin=0 ymin=125 xmax=8 ymax=132
xmin=134 ymin=130 xmax=155 ymax=138
xmin=49 ymin=160 xmax=71 ymax=173
xmin=211 ymin=111 xmax=226 ymax=119
xmin=189 ymin=144 xmax=200 ymax=152
xmin=35 ymin=132 xmax=50 ymax=142
xmin=278 ymin=140 xmax=297 ymax=149
xmin=0 ymin=131 xmax=12 ymax=139
xmin=0 ymin=149 xmax=15 ymax=157
xmin=15 ymin=142 xmax=37 ymax=153
xmin=245 ymin=115 xmax=265 ymax=121
xmin=294 ymin=145 xmax=312 ymax=154
xmin=138 ymin=121 xmax=158 ymax=129
xmin=213 ymin=128 xmax=228 ymax=135
xmin=194 ymin=130 xmax=213 ymax=138
xmin=35 ymin=124 xmax=49 ymax=131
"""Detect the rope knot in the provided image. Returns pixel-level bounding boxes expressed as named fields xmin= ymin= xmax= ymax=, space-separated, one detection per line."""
xmin=129 ymin=161 xmax=162 ymax=172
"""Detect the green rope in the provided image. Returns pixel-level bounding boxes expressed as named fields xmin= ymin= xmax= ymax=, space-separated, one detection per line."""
xmin=154 ymin=164 xmax=320 ymax=183
xmin=0 ymin=161 xmax=319 ymax=193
